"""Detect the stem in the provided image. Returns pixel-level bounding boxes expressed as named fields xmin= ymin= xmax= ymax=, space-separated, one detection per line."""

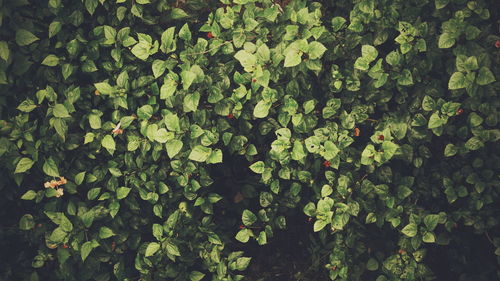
xmin=485 ymin=231 xmax=494 ymax=245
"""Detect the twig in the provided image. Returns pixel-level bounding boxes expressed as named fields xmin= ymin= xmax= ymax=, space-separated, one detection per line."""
xmin=485 ymin=231 xmax=494 ymax=245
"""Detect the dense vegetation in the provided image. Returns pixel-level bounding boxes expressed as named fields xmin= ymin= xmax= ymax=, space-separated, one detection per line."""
xmin=0 ymin=0 xmax=499 ymax=280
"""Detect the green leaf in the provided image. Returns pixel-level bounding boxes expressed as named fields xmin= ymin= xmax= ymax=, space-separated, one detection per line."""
xmin=435 ymin=0 xmax=449 ymax=9
xmin=21 ymin=190 xmax=37 ymax=200
xmin=160 ymin=79 xmax=177 ymax=99
xmin=48 ymin=21 xmax=62 ymax=38
xmin=235 ymin=228 xmax=251 ymax=243
xmin=385 ymin=51 xmax=401 ymax=66
xmin=17 ymin=99 xmax=37 ymax=112
xmin=366 ymin=258 xmax=379 ymax=271
xmin=16 ymin=29 xmax=40 ymax=46
xmin=428 ymin=112 xmax=444 ymax=129
xmin=397 ymin=69 xmax=413 ymax=86
xmin=331 ymin=17 xmax=347 ymax=32
xmin=249 ymin=161 xmax=265 ymax=174
xmin=161 ymin=27 xmax=176 ymax=54
xmin=87 ymin=187 xmax=101 ymax=200
xmin=166 ymin=241 xmax=181 ymax=256
xmin=145 ymin=242 xmax=160 ymax=257
xmin=178 ymin=23 xmax=191 ymax=41
xmin=188 ymin=145 xmax=212 ymax=162
xmin=15 ymin=158 xmax=34 ymax=174
xmin=253 ymin=100 xmax=272 ymax=118
xmin=99 ymin=226 xmax=115 ymax=239
xmin=81 ymin=241 xmax=96 ymax=261
xmin=59 ymin=214 xmax=73 ymax=232
xmin=181 ymin=70 xmax=196 ymax=90
xmin=305 ymin=136 xmax=320 ymax=153
xmin=465 ymin=137 xmax=483 ymax=151
xmin=313 ymin=219 xmax=327 ymax=232
xmin=137 ymin=105 xmax=153 ymax=120
xmin=381 ymin=141 xmax=399 ymax=161
xmin=441 ymin=102 xmax=460 ymax=116
xmin=88 ymin=114 xmax=101 ymax=129
xmin=291 ymin=140 xmax=306 ymax=161
xmin=43 ymin=157 xmax=60 ymax=177
xmin=166 ymin=140 xmax=183 ymax=158
xmin=361 ymin=45 xmax=378 ymax=62
xmin=164 ymin=113 xmax=180 ymax=132
xmin=401 ymin=223 xmax=418 ymax=237
xmin=154 ymin=128 xmax=171 ymax=143
xmin=19 ymin=214 xmax=35 ymax=230
xmin=189 ymin=271 xmax=205 ymax=281
xmin=0 ymin=41 xmax=9 ymax=61
xmin=152 ymin=60 xmax=167 ymax=78
xmin=53 ymin=104 xmax=70 ymax=118
xmin=234 ymin=50 xmax=257 ymax=72
xmin=438 ymin=33 xmax=455 ymax=48
xmin=242 ymin=210 xmax=257 ymax=226
xmin=321 ymin=185 xmax=333 ymax=197
xmin=101 ymin=135 xmax=116 ymax=151
xmin=62 ymin=63 xmax=74 ymax=80
xmin=284 ymin=49 xmax=302 ymax=67
xmin=476 ymin=67 xmax=495 ymax=85
xmin=94 ymin=82 xmax=115 ymax=95
xmin=468 ymin=112 xmax=483 ymax=127
xmin=448 ymin=72 xmax=466 ymax=89
xmin=422 ymin=96 xmax=436 ymax=111
xmin=308 ymin=41 xmax=327 ymax=60
xmin=131 ymin=41 xmax=151 ymax=60
xmin=116 ymin=186 xmax=132 ymax=200
xmin=206 ymin=149 xmax=223 ymax=164
xmin=41 ymin=54 xmax=59 ymax=66
xmin=183 ymin=92 xmax=200 ymax=112
xmin=256 ymin=44 xmax=270 ymax=62
xmin=171 ymin=8 xmax=189 ymax=19
xmin=49 ymin=227 xmax=68 ymax=242
xmin=424 ymin=214 xmax=439 ymax=231
xmin=75 ymin=172 xmax=86 ymax=185
xmin=422 ymin=232 xmax=436 ymax=243
xmin=444 ymin=144 xmax=457 ymax=157
xmin=324 ymin=141 xmax=339 ymax=160
xmin=235 ymin=257 xmax=252 ymax=271
xmin=354 ymin=57 xmax=370 ymax=71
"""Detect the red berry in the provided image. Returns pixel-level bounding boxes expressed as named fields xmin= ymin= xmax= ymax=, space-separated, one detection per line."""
xmin=239 ymin=225 xmax=245 ymax=229
xmin=227 ymin=113 xmax=235 ymax=119
xmin=495 ymin=40 xmax=500 ymax=48
xmin=378 ymin=135 xmax=384 ymax=141
xmin=207 ymin=32 xmax=214 ymax=39
xmin=323 ymin=160 xmax=331 ymax=167
xmin=456 ymin=108 xmax=464 ymax=115
xmin=354 ymin=127 xmax=360 ymax=137
xmin=252 ymin=78 xmax=257 ymax=83
xmin=62 ymin=244 xmax=69 ymax=249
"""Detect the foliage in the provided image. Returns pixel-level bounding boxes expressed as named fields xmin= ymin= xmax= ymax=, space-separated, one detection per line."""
xmin=0 ymin=0 xmax=499 ymax=280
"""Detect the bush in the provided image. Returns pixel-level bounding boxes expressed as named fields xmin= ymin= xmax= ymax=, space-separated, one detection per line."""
xmin=0 ymin=0 xmax=499 ymax=280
